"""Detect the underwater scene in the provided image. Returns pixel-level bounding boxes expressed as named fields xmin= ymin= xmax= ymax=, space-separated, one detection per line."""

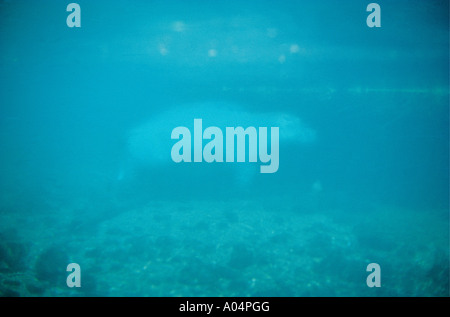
xmin=0 ymin=0 xmax=448 ymax=297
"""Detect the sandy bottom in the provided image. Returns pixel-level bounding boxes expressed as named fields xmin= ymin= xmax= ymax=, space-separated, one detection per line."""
xmin=0 ymin=197 xmax=448 ymax=296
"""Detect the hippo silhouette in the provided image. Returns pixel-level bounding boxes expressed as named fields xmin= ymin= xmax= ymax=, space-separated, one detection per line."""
xmin=118 ymin=102 xmax=316 ymax=188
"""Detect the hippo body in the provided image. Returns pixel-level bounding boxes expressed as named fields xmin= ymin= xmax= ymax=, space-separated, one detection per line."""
xmin=118 ymin=102 xmax=316 ymax=191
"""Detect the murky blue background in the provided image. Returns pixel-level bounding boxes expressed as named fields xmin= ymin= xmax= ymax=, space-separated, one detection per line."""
xmin=0 ymin=0 xmax=448 ymax=296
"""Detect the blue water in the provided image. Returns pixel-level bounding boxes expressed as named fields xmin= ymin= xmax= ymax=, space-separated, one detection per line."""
xmin=0 ymin=0 xmax=448 ymax=296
